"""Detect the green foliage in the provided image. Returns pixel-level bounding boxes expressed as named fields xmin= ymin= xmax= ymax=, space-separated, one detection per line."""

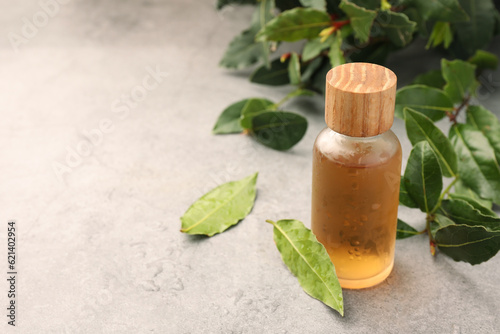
xmin=214 ymin=0 xmax=500 ymax=267
xmin=266 ymin=219 xmax=343 ymax=315
xmin=180 ymin=172 xmax=258 ymax=236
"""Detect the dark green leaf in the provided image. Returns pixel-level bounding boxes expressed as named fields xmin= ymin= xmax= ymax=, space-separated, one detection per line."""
xmin=441 ymin=59 xmax=477 ymax=104
xmin=435 ymin=224 xmax=500 ymax=265
xmin=288 ymin=52 xmax=301 ymax=85
xmin=180 ymin=173 xmax=258 ymax=236
xmin=396 ymin=219 xmax=420 ymax=239
xmin=267 ymin=219 xmax=343 ymax=315
xmin=454 ymin=180 xmax=493 ymax=210
xmin=302 ymin=38 xmax=330 ymax=62
xmin=256 ymin=8 xmax=331 ymax=42
xmin=219 ymin=0 xmax=274 ymax=69
xmin=301 ymin=57 xmax=324 ymax=82
xmin=395 ymin=85 xmax=453 ymax=121
xmin=309 ymin=58 xmax=331 ymax=94
xmin=252 ymin=111 xmax=308 ymax=150
xmin=430 ymin=213 xmax=455 ymax=238
xmin=467 ymin=50 xmax=498 ymax=71
xmin=339 ymin=0 xmax=377 ymax=43
xmin=466 ymin=105 xmax=500 ymax=164
xmin=404 ymin=107 xmax=457 ymax=177
xmin=299 ymin=0 xmax=327 ymax=11
xmin=399 ymin=176 xmax=418 ymax=208
xmin=239 ymin=98 xmax=275 ymax=129
xmin=348 ymin=41 xmax=392 ymax=65
xmin=411 ymin=70 xmax=445 ymax=89
xmin=451 ymin=0 xmax=496 ymax=58
xmin=439 ymin=199 xmax=500 ymax=231
xmin=251 ymin=58 xmax=290 ymax=86
xmin=217 ymin=0 xmax=257 ymax=10
xmin=213 ymin=99 xmax=248 ymax=134
xmin=448 ymin=193 xmax=497 ymax=217
xmin=406 ymin=0 xmax=468 ymax=22
xmin=403 ymin=141 xmax=443 ymax=213
xmin=328 ymin=31 xmax=345 ymax=67
xmin=377 ymin=11 xmax=416 ymax=47
xmin=449 ymin=124 xmax=500 ymax=204
xmin=426 ymin=21 xmax=453 ymax=49
xmin=348 ymin=0 xmax=378 ymax=10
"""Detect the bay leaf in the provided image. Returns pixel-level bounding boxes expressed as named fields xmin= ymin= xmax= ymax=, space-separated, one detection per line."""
xmin=212 ymin=99 xmax=248 ymax=134
xmin=255 ymin=8 xmax=331 ymax=42
xmin=399 ymin=176 xmax=418 ymax=208
xmin=438 ymin=199 xmax=500 ymax=232
xmin=239 ymin=98 xmax=274 ymax=130
xmin=466 ymin=105 xmax=500 ymax=164
xmin=328 ymin=31 xmax=345 ymax=68
xmin=448 ymin=193 xmax=497 ymax=217
xmin=288 ymin=52 xmax=301 ymax=85
xmin=408 ymin=0 xmax=468 ymax=22
xmin=453 ymin=179 xmax=493 ymax=209
xmin=441 ymin=59 xmax=477 ymax=104
xmin=395 ymin=85 xmax=453 ymax=121
xmin=396 ymin=219 xmax=420 ymax=239
xmin=302 ymin=38 xmax=329 ymax=62
xmin=449 ymin=124 xmax=500 ymax=204
xmin=250 ymin=58 xmax=290 ymax=86
xmin=299 ymin=0 xmax=326 ymax=11
xmin=411 ymin=70 xmax=445 ymax=89
xmin=404 ymin=107 xmax=457 ymax=178
xmin=339 ymin=0 xmax=377 ymax=43
xmin=435 ymin=224 xmax=500 ymax=265
xmin=252 ymin=111 xmax=308 ymax=151
xmin=403 ymin=141 xmax=443 ymax=213
xmin=180 ymin=172 xmax=258 ymax=236
xmin=377 ymin=11 xmax=416 ymax=47
xmin=266 ymin=219 xmax=343 ymax=315
xmin=467 ymin=50 xmax=498 ymax=71
xmin=430 ymin=213 xmax=455 ymax=237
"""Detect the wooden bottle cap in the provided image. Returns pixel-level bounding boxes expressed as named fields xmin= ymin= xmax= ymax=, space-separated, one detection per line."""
xmin=325 ymin=63 xmax=397 ymax=137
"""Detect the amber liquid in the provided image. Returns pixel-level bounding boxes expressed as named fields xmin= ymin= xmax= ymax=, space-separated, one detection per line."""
xmin=311 ymin=134 xmax=401 ymax=289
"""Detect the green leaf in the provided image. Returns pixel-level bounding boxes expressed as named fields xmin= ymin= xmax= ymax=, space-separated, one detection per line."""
xmin=288 ymin=52 xmax=301 ymax=85
xmin=441 ymin=59 xmax=477 ymax=104
xmin=399 ymin=176 xmax=418 ymax=208
xmin=256 ymin=8 xmax=331 ymax=42
xmin=435 ymin=224 xmax=500 ymax=265
xmin=426 ymin=21 xmax=453 ymax=49
xmin=252 ymin=111 xmax=308 ymax=150
xmin=213 ymin=99 xmax=248 ymax=134
xmin=302 ymin=38 xmax=330 ymax=62
xmin=339 ymin=0 xmax=377 ymax=43
xmin=377 ymin=11 xmax=416 ymax=47
xmin=251 ymin=58 xmax=290 ymax=86
xmin=216 ymin=0 xmax=257 ymax=10
xmin=328 ymin=31 xmax=345 ymax=68
xmin=411 ymin=70 xmax=445 ymax=89
xmin=395 ymin=85 xmax=453 ymax=121
xmin=403 ymin=142 xmax=443 ymax=213
xmin=239 ymin=98 xmax=275 ymax=129
xmin=467 ymin=50 xmax=498 ymax=71
xmin=403 ymin=107 xmax=457 ymax=177
xmin=439 ymin=199 xmax=500 ymax=232
xmin=466 ymin=105 xmax=500 ymax=164
xmin=299 ymin=0 xmax=326 ymax=11
xmin=309 ymin=58 xmax=331 ymax=94
xmin=180 ymin=173 xmax=258 ymax=236
xmin=448 ymin=194 xmax=497 ymax=217
xmin=347 ymin=0 xmax=378 ymax=10
xmin=219 ymin=0 xmax=274 ymax=69
xmin=452 ymin=0 xmax=496 ymax=58
xmin=266 ymin=219 xmax=343 ymax=315
xmin=430 ymin=213 xmax=455 ymax=238
xmin=407 ymin=0 xmax=468 ymax=22
xmin=454 ymin=180 xmax=493 ymax=209
xmin=349 ymin=41 xmax=392 ymax=65
xmin=449 ymin=124 xmax=500 ymax=204
xmin=396 ymin=219 xmax=420 ymax=239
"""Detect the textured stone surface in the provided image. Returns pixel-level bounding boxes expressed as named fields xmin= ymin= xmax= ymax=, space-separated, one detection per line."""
xmin=1 ymin=0 xmax=499 ymax=333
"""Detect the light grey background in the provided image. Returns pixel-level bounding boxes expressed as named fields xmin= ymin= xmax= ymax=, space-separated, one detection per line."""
xmin=1 ymin=0 xmax=499 ymax=333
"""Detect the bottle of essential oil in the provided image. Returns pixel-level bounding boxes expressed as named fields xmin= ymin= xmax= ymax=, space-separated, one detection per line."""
xmin=311 ymin=63 xmax=402 ymax=289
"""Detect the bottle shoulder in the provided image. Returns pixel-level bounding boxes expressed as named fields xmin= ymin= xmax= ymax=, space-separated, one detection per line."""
xmin=313 ymin=127 xmax=402 ymax=167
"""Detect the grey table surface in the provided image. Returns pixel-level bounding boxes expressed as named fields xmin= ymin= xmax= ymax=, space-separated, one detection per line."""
xmin=1 ymin=0 xmax=500 ymax=333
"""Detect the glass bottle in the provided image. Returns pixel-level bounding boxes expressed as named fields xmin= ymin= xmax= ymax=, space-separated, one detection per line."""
xmin=311 ymin=63 xmax=402 ymax=289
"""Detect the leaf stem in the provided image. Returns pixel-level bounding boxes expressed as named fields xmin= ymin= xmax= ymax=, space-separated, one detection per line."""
xmin=448 ymin=95 xmax=471 ymax=124
xmin=265 ymin=219 xmax=276 ymax=226
xmin=273 ymin=87 xmax=305 ymax=109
